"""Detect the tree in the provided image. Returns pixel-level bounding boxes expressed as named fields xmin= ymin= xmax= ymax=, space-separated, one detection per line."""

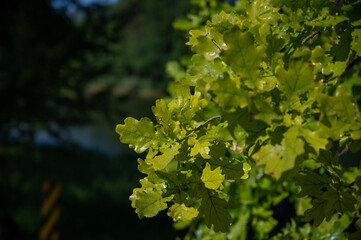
xmin=116 ymin=0 xmax=361 ymax=239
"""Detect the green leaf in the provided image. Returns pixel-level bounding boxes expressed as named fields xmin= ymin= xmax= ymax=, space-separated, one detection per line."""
xmin=295 ymin=172 xmax=330 ymax=197
xmin=198 ymin=188 xmax=232 ymax=232
xmin=187 ymin=30 xmax=220 ymax=60
xmin=209 ymin=11 xmax=239 ymax=34
xmin=253 ymin=127 xmax=304 ymax=178
xmin=252 ymin=94 xmax=282 ymax=125
xmin=129 ymin=178 xmax=173 ymax=219
xmin=152 ymin=99 xmax=172 ymax=126
xmin=116 ymin=117 xmax=156 ymax=153
xmin=296 ymin=126 xmax=329 ymax=155
xmin=306 ymin=15 xmax=348 ymax=28
xmin=137 ymin=158 xmax=160 ymax=182
xmin=316 ymin=118 xmax=352 ymax=141
xmin=332 ymin=85 xmax=356 ymax=122
xmin=211 ymin=74 xmax=249 ymax=110
xmin=304 ymin=190 xmax=356 ymax=227
xmin=209 ymin=158 xmax=248 ymax=181
xmin=316 ymin=85 xmax=357 ymax=140
xmin=265 ymin=35 xmax=285 ymax=74
xmin=222 ymin=108 xmax=268 ymax=145
xmin=167 ymin=203 xmax=199 ymax=222
xmin=168 ymin=83 xmax=208 ymax=128
xmin=276 ymin=59 xmax=315 ymax=98
xmin=201 ymin=162 xmax=225 ymax=189
xmin=221 ymin=26 xmax=265 ymax=89
xmin=331 ymin=28 xmax=352 ymax=62
xmin=146 ymin=143 xmax=181 ymax=170
xmin=190 ymin=136 xmax=213 ymax=159
xmin=316 ymin=149 xmax=344 ymax=177
xmin=186 ymin=54 xmax=226 ymax=85
xmin=351 ymin=29 xmax=361 ymax=56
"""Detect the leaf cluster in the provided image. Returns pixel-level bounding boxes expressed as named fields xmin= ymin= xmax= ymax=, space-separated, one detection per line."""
xmin=116 ymin=0 xmax=361 ymax=237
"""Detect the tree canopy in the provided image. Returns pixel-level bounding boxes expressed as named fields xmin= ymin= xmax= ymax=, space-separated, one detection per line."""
xmin=116 ymin=0 xmax=361 ymax=239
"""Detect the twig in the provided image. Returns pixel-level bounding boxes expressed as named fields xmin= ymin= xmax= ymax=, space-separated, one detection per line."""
xmin=190 ymin=116 xmax=221 ymax=134
xmin=337 ymin=147 xmax=348 ymax=157
xmin=210 ymin=37 xmax=222 ymax=51
xmin=346 ymin=57 xmax=361 ymax=71
xmin=261 ymin=74 xmax=275 ymax=78
xmin=299 ymin=165 xmax=322 ymax=173
xmin=337 ymin=141 xmax=352 ymax=157
xmin=302 ymin=30 xmax=320 ymax=44
xmin=204 ymin=115 xmax=221 ymax=124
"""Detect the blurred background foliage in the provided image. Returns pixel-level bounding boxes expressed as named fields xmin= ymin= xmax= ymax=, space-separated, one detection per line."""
xmin=0 ymin=0 xmax=201 ymax=239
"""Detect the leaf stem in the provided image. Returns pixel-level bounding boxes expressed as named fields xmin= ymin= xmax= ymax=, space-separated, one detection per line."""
xmin=210 ymin=37 xmax=222 ymax=51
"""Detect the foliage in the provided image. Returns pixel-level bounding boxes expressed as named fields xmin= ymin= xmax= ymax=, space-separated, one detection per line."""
xmin=116 ymin=0 xmax=361 ymax=238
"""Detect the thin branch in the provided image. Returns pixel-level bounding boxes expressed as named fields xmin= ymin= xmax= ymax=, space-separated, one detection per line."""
xmin=302 ymin=30 xmax=320 ymax=44
xmin=210 ymin=37 xmax=222 ymax=51
xmin=337 ymin=141 xmax=352 ymax=157
xmin=346 ymin=56 xmax=361 ymax=71
xmin=190 ymin=116 xmax=221 ymax=134
xmin=337 ymin=147 xmax=348 ymax=157
xmin=205 ymin=115 xmax=221 ymax=124
xmin=299 ymin=165 xmax=322 ymax=173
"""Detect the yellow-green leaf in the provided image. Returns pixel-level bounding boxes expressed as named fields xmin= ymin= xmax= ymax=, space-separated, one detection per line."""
xmin=253 ymin=127 xmax=304 ymax=178
xmin=167 ymin=203 xmax=198 ymax=222
xmin=221 ymin=26 xmax=265 ymax=88
xmin=116 ymin=117 xmax=156 ymax=153
xmin=201 ymin=162 xmax=225 ymax=189
xmin=276 ymin=59 xmax=315 ymax=98
xmin=130 ymin=178 xmax=172 ymax=219
xmin=146 ymin=143 xmax=181 ymax=170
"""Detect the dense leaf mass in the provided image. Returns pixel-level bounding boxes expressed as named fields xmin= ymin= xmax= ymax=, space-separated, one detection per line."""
xmin=116 ymin=0 xmax=361 ymax=238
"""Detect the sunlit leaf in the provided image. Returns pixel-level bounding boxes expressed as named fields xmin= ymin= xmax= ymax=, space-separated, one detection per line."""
xmin=146 ymin=143 xmax=181 ymax=170
xmin=201 ymin=162 xmax=225 ymax=189
xmin=276 ymin=59 xmax=315 ymax=98
xmin=130 ymin=178 xmax=172 ymax=218
xmin=253 ymin=127 xmax=304 ymax=178
xmin=167 ymin=203 xmax=198 ymax=222
xmin=221 ymin=26 xmax=265 ymax=89
xmin=116 ymin=117 xmax=156 ymax=153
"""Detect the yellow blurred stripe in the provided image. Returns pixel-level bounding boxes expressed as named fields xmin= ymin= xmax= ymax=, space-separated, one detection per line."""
xmin=41 ymin=184 xmax=61 ymax=217
xmin=40 ymin=207 xmax=60 ymax=240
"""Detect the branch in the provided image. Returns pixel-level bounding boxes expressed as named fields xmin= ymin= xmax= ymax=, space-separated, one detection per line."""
xmin=302 ymin=30 xmax=320 ymax=44
xmin=205 ymin=115 xmax=221 ymax=124
xmin=211 ymin=37 xmax=222 ymax=51
xmin=346 ymin=57 xmax=361 ymax=71
xmin=299 ymin=165 xmax=322 ymax=173
xmin=190 ymin=116 xmax=221 ymax=133
xmin=337 ymin=141 xmax=352 ymax=157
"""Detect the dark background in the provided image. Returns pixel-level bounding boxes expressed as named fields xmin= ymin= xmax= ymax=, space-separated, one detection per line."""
xmin=0 ymin=0 xmax=193 ymax=239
